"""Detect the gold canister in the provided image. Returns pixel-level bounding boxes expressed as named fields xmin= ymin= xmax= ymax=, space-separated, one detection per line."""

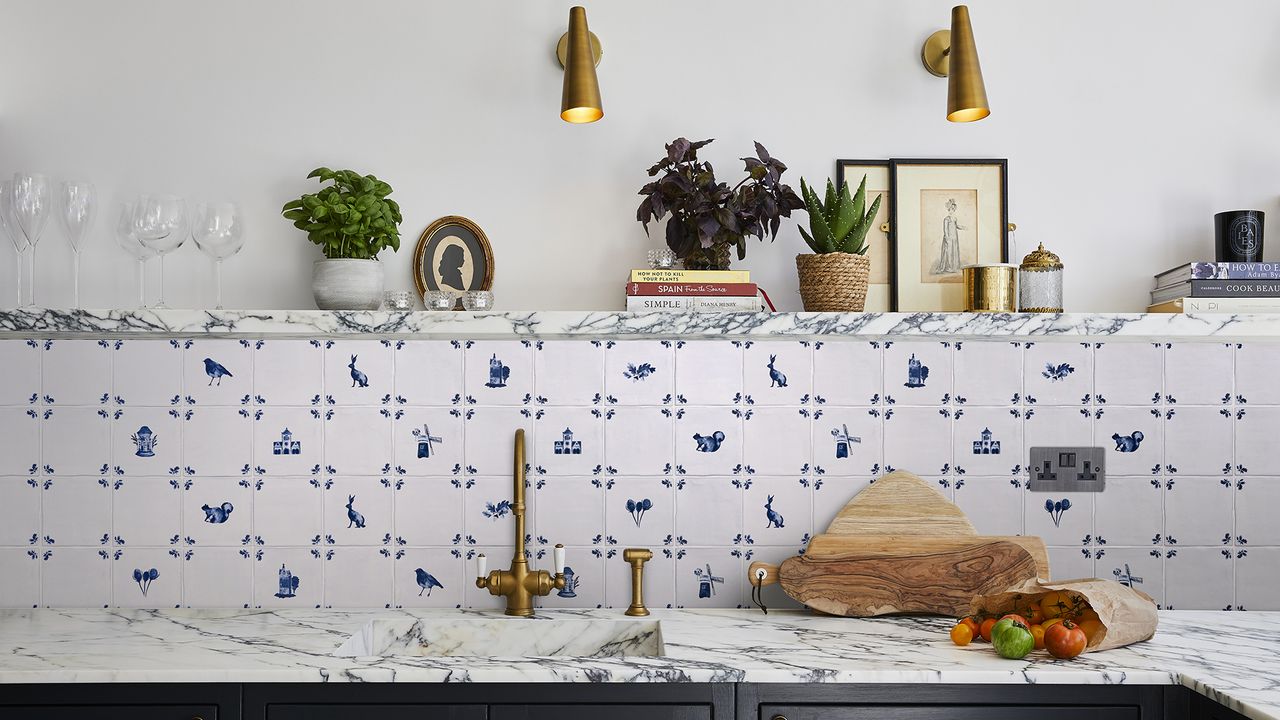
xmin=962 ymin=264 xmax=1018 ymax=312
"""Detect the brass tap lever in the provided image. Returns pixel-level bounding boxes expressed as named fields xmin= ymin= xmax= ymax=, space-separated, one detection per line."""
xmin=623 ymin=547 xmax=652 ymax=617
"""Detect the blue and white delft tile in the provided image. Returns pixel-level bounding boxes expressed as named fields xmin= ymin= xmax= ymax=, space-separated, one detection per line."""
xmin=392 ymin=408 xmax=463 ymax=475
xmin=534 ymin=407 xmax=603 ymax=476
xmin=1164 ymin=407 xmax=1233 ymax=476
xmin=1023 ymin=490 xmax=1093 ymax=545
xmin=674 ymin=477 xmax=743 ymax=546
xmin=253 ymin=477 xmax=324 ymax=547
xmin=605 ymin=477 xmax=674 ymax=547
xmin=811 ymin=408 xmax=882 ymax=477
xmin=464 ymin=341 xmax=533 ymax=407
xmin=1094 ymin=342 xmax=1162 ymax=405
xmin=183 ymin=476 xmax=251 ymax=547
xmin=112 ymin=477 xmax=181 ymax=547
xmin=674 ymin=406 xmax=742 ymax=476
xmin=463 ymin=475 xmax=522 ymax=547
xmin=674 ymin=341 xmax=743 ymax=406
xmin=535 ymin=476 xmax=602 ymax=548
xmin=1164 ymin=476 xmax=1235 ymax=547
xmin=538 ymin=552 xmax=604 ymax=609
xmin=1236 ymin=547 xmax=1280 ymax=611
xmin=1022 ymin=342 xmax=1092 ymax=405
xmin=182 ymin=547 xmax=252 ymax=608
xmin=1093 ymin=476 xmax=1162 ymax=546
xmin=393 ymin=477 xmax=463 ymax=547
xmin=953 ymin=477 xmax=1023 ymax=536
xmin=882 ymin=341 xmax=951 ymax=407
xmin=183 ymin=407 xmax=252 ymax=477
xmin=742 ymin=341 xmax=812 ymax=406
xmin=813 ymin=477 xmax=872 ymax=531
xmin=812 ymin=341 xmax=882 ymax=406
xmin=535 ymin=341 xmax=603 ymax=406
xmin=741 ymin=407 xmax=811 ymax=476
xmin=601 ymin=406 xmax=672 ymax=476
xmin=952 ymin=407 xmax=1021 ymax=476
xmin=111 ymin=409 xmax=182 ymax=477
xmin=324 ymin=407 xmax=392 ymax=476
xmin=1044 ymin=546 xmax=1093 ymax=582
xmin=41 ymin=340 xmax=112 ymax=406
xmin=325 ymin=340 xmax=393 ymax=407
xmin=254 ymin=407 xmax=322 ymax=476
xmin=393 ymin=340 xmax=463 ymax=407
xmin=113 ymin=547 xmax=181 ymax=609
xmin=42 ymin=547 xmax=111 ymax=608
xmin=953 ymin=341 xmax=1021 ymax=406
xmin=1164 ymin=342 xmax=1234 ymax=405
xmin=1163 ymin=547 xmax=1234 ymax=610
xmin=1024 ymin=405 xmax=1093 ymax=450
xmin=324 ymin=476 xmax=392 ymax=547
xmin=0 ymin=477 xmax=40 ymax=546
xmin=743 ymin=477 xmax=811 ymax=547
xmin=0 ymin=339 xmax=40 ymax=406
xmin=323 ymin=547 xmax=393 ymax=608
xmin=42 ymin=477 xmax=111 ymax=546
xmin=882 ymin=406 xmax=951 ymax=477
xmin=1235 ymin=477 xmax=1280 ymax=545
xmin=0 ymin=548 xmax=40 ymax=607
xmin=0 ymin=407 xmax=42 ymax=475
xmin=603 ymin=340 xmax=673 ymax=405
xmin=254 ymin=547 xmax=322 ymax=608
xmin=113 ymin=340 xmax=182 ymax=406
xmin=252 ymin=340 xmax=323 ymax=406
xmin=181 ymin=340 xmax=251 ymax=406
xmin=393 ymin=548 xmax=463 ymax=608
xmin=1098 ymin=547 xmax=1164 ymax=607
xmin=461 ymin=406 xmax=532 ymax=476
xmin=1096 ymin=406 xmax=1162 ymax=476
xmin=1235 ymin=343 xmax=1280 ymax=404
xmin=1235 ymin=407 xmax=1280 ymax=476
xmin=676 ymin=548 xmax=743 ymax=608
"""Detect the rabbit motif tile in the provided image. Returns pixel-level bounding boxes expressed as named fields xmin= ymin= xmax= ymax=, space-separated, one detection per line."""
xmin=2 ymin=336 xmax=1279 ymax=610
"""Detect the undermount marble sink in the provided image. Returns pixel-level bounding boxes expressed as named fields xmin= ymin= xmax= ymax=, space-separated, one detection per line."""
xmin=334 ymin=617 xmax=664 ymax=658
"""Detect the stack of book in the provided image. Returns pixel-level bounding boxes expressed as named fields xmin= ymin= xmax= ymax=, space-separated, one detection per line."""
xmin=625 ymin=268 xmax=762 ymax=311
xmin=1149 ymin=262 xmax=1280 ymax=312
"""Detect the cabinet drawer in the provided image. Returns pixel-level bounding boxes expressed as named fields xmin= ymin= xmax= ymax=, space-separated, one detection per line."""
xmin=493 ymin=705 xmax=711 ymax=720
xmin=762 ymin=706 xmax=1140 ymax=720
xmin=5 ymin=706 xmax=219 ymax=720
xmin=267 ymin=705 xmax=484 ymax=720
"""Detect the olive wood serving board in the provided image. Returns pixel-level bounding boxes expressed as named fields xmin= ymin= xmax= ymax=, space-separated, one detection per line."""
xmin=748 ymin=470 xmax=1049 ymax=617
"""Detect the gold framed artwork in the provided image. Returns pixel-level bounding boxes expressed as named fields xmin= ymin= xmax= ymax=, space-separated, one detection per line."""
xmin=413 ymin=215 xmax=495 ymax=297
xmin=889 ymin=159 xmax=1008 ymax=311
xmin=835 ymin=159 xmax=892 ymax=312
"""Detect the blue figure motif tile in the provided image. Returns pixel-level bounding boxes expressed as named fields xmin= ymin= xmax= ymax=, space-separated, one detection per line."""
xmin=345 ymin=495 xmax=366 ymax=528
xmin=764 ymin=494 xmax=785 ymax=528
xmin=415 ymin=567 xmax=444 ymax=597
xmin=604 ymin=340 xmax=673 ymax=405
xmin=831 ymin=424 xmax=861 ymax=459
xmin=766 ymin=354 xmax=788 ymax=388
xmin=483 ymin=499 xmax=512 ymax=519
xmin=693 ymin=431 xmax=725 ymax=453
xmin=200 ymin=501 xmax=234 ymax=524
xmin=553 ymin=427 xmax=583 ymax=454
xmin=132 ymin=567 xmax=159 ymax=597
xmin=1111 ymin=430 xmax=1144 ymax=453
xmin=485 ymin=353 xmax=509 ymax=388
xmin=272 ymin=428 xmax=302 ymax=455
xmin=1022 ymin=342 xmax=1092 ymax=405
xmin=413 ymin=425 xmax=443 ymax=458
xmin=744 ymin=342 xmax=811 ymax=406
xmin=972 ymin=427 xmax=1001 ymax=454
xmin=694 ymin=563 xmax=724 ymax=598
xmin=114 ymin=411 xmax=180 ymax=475
xmin=131 ymin=425 xmax=158 ymax=457
xmin=348 ymin=354 xmax=370 ymax=388
xmin=325 ymin=340 xmax=393 ymax=405
xmin=1044 ymin=498 xmax=1072 ymax=527
xmin=464 ymin=341 xmax=533 ymax=406
xmin=904 ymin=353 xmax=929 ymax=388
xmin=607 ymin=479 xmax=672 ymax=546
xmin=202 ymin=357 xmax=234 ymax=386
xmin=626 ymin=498 xmax=653 ymax=526
xmin=624 ymin=362 xmax=657 ymax=381
xmin=1042 ymin=362 xmax=1075 ymax=382
xmin=276 ymin=563 xmax=300 ymax=598
xmin=557 ymin=566 xmax=579 ymax=598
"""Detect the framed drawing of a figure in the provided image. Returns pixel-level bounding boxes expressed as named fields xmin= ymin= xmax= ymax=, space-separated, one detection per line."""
xmin=889 ymin=159 xmax=1007 ymax=311
xmin=413 ymin=215 xmax=495 ymax=299
xmin=836 ymin=159 xmax=892 ymax=312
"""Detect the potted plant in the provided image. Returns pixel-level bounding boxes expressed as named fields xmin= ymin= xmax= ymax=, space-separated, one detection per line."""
xmin=636 ymin=137 xmax=803 ymax=271
xmin=281 ymin=167 xmax=403 ymax=310
xmin=795 ymin=175 xmax=882 ymax=312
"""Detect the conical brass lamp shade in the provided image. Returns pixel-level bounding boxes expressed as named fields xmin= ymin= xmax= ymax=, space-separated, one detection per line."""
xmin=560 ymin=6 xmax=603 ymax=123
xmin=945 ymin=5 xmax=989 ymax=122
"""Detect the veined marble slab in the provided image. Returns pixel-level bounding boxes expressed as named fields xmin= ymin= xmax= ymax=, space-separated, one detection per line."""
xmin=0 ymin=609 xmax=1275 ymax=720
xmin=1 ymin=308 xmax=1280 ymax=339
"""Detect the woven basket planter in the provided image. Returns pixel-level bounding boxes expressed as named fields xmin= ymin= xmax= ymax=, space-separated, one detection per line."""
xmin=796 ymin=253 xmax=871 ymax=312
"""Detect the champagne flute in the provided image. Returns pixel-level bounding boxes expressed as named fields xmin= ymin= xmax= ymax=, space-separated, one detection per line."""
xmin=58 ymin=180 xmax=97 ymax=309
xmin=116 ymin=203 xmax=155 ymax=309
xmin=0 ymin=181 xmax=28 ymax=308
xmin=191 ymin=202 xmax=245 ymax=310
xmin=132 ymin=194 xmax=187 ymax=309
xmin=10 ymin=173 xmax=52 ymax=308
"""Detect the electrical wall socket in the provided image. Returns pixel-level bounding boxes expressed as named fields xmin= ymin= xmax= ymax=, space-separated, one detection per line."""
xmin=1028 ymin=446 xmax=1106 ymax=492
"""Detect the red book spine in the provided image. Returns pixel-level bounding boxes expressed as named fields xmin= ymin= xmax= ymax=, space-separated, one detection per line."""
xmin=626 ymin=282 xmax=758 ymax=297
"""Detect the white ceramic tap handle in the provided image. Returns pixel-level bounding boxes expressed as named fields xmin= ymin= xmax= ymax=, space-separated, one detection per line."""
xmin=476 ymin=553 xmax=487 ymax=579
xmin=554 ymin=544 xmax=565 ymax=576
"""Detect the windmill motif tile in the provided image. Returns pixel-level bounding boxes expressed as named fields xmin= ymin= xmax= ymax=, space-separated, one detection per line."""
xmin=1097 ymin=406 xmax=1162 ymax=476
xmin=461 ymin=406 xmax=533 ymax=476
xmin=740 ymin=407 xmax=811 ymax=475
xmin=882 ymin=342 xmax=951 ymax=406
xmin=1094 ymin=342 xmax=1162 ymax=405
xmin=1098 ymin=548 xmax=1164 ymax=607
xmin=953 ymin=341 xmax=1022 ymax=406
xmin=182 ymin=407 xmax=252 ymax=477
xmin=253 ymin=477 xmax=323 ymax=546
xmin=1164 ymin=546 xmax=1234 ymax=610
xmin=534 ymin=476 xmax=602 ymax=548
xmin=464 ymin=341 xmax=533 ymax=406
xmin=1235 ymin=477 xmax=1280 ymax=545
xmin=1234 ymin=406 xmax=1280 ymax=476
xmin=255 ymin=548 xmax=322 ymax=608
xmin=182 ymin=548 xmax=252 ymax=608
xmin=601 ymin=406 xmax=672 ymax=476
xmin=534 ymin=407 xmax=603 ymax=476
xmin=394 ymin=340 xmax=463 ymax=407
xmin=812 ymin=341 xmax=882 ymax=406
xmin=324 ymin=406 xmax=392 ymax=476
xmin=605 ymin=477 xmax=674 ymax=547
xmin=0 ymin=478 xmax=40 ymax=546
xmin=41 ymin=476 xmax=111 ymax=546
xmin=112 ymin=409 xmax=181 ymax=476
xmin=951 ymin=407 xmax=1021 ymax=476
xmin=1164 ymin=343 xmax=1234 ymax=405
xmin=1092 ymin=476 xmax=1162 ymax=546
xmin=812 ymin=409 xmax=881 ymax=476
xmin=41 ymin=547 xmax=112 ymax=608
xmin=1164 ymin=476 xmax=1234 ymax=547
xmin=113 ymin=547 xmax=181 ymax=609
xmin=603 ymin=340 xmax=674 ymax=405
xmin=394 ymin=548 xmax=462 ymax=608
xmin=1023 ymin=491 xmax=1093 ymax=545
xmin=673 ymin=341 xmax=742 ymax=405
xmin=181 ymin=340 xmax=251 ymax=405
xmin=0 ymin=407 xmax=42 ymax=475
xmin=324 ymin=547 xmax=394 ymax=608
xmin=674 ymin=406 xmax=741 ymax=476
xmin=0 ymin=340 xmax=40 ymax=406
xmin=1236 ymin=547 xmax=1280 ymax=611
xmin=536 ymin=341 xmax=604 ymax=406
xmin=183 ymin=477 xmax=251 ymax=546
xmin=1164 ymin=407 xmax=1232 ymax=476
xmin=392 ymin=408 xmax=462 ymax=474
xmin=112 ymin=477 xmax=181 ymax=547
xmin=676 ymin=549 xmax=742 ymax=607
xmin=325 ymin=340 xmax=393 ymax=406
xmin=393 ymin=477 xmax=463 ymax=547
xmin=324 ymin=477 xmax=391 ymax=547
xmin=1235 ymin=343 xmax=1280 ymax=404
xmin=743 ymin=478 xmax=810 ymax=547
xmin=252 ymin=340 xmax=322 ymax=407
xmin=1022 ymin=342 xmax=1092 ymax=405
xmin=953 ymin=477 xmax=1023 ymax=536
xmin=254 ymin=408 xmax=322 ymax=476
xmin=111 ymin=340 xmax=182 ymax=407
xmin=742 ymin=342 xmax=812 ymax=406
xmin=41 ymin=340 xmax=112 ymax=406
xmin=605 ymin=549 xmax=674 ymax=610
xmin=0 ymin=549 xmax=40 ymax=608
xmin=673 ymin=477 xmax=742 ymax=546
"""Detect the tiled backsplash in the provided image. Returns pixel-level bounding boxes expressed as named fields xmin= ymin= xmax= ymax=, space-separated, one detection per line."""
xmin=1 ymin=336 xmax=1276 ymax=611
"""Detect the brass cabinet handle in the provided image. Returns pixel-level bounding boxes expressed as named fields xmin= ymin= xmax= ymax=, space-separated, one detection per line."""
xmin=772 ymin=716 xmax=787 ymax=720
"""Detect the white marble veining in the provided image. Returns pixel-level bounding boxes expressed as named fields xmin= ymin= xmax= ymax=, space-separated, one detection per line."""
xmin=3 ymin=308 xmax=1280 ymax=339
xmin=0 ymin=608 xmax=1276 ymax=720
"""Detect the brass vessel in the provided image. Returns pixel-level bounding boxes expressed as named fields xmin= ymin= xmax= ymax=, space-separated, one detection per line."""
xmin=962 ymin=264 xmax=1018 ymax=312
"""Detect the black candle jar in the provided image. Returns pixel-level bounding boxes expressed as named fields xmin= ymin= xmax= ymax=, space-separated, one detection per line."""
xmin=1215 ymin=210 xmax=1265 ymax=262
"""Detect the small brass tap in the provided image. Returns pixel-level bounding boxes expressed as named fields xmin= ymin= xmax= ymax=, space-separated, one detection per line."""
xmin=623 ymin=548 xmax=652 ymax=617
xmin=474 ymin=429 xmax=566 ymax=617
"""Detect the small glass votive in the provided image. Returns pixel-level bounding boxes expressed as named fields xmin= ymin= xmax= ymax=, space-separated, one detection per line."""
xmin=461 ymin=290 xmax=494 ymax=311
xmin=647 ymin=248 xmax=677 ymax=270
xmin=383 ymin=290 xmax=413 ymax=311
xmin=423 ymin=290 xmax=456 ymax=311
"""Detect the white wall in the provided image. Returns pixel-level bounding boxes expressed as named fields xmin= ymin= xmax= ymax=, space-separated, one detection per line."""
xmin=2 ymin=0 xmax=1278 ymax=312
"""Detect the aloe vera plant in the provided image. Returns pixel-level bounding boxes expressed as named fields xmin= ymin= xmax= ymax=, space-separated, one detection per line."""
xmin=798 ymin=174 xmax=882 ymax=255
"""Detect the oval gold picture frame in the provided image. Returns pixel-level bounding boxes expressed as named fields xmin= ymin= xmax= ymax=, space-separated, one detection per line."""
xmin=413 ymin=215 xmax=495 ymax=299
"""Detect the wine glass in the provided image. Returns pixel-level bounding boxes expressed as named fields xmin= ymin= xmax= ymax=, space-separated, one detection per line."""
xmin=58 ymin=180 xmax=97 ymax=309
xmin=116 ymin=203 xmax=155 ymax=309
xmin=191 ymin=202 xmax=245 ymax=310
xmin=132 ymin=195 xmax=187 ymax=309
xmin=10 ymin=173 xmax=52 ymax=308
xmin=0 ymin=181 xmax=28 ymax=308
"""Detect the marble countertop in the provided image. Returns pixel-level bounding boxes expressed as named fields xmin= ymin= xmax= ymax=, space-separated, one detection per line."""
xmin=0 ymin=608 xmax=1275 ymax=719
xmin=2 ymin=308 xmax=1279 ymax=339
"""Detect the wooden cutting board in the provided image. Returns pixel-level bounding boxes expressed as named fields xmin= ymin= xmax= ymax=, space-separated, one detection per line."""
xmin=748 ymin=470 xmax=1049 ymax=617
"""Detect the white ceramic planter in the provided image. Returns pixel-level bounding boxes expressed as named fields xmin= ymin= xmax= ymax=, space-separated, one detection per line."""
xmin=312 ymin=259 xmax=384 ymax=310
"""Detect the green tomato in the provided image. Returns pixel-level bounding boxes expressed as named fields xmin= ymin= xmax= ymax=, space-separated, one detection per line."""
xmin=991 ymin=618 xmax=1034 ymax=660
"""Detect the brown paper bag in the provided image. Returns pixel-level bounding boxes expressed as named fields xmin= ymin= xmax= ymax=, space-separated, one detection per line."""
xmin=970 ymin=577 xmax=1158 ymax=653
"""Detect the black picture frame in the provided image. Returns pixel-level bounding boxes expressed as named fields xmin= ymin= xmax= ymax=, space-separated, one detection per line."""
xmin=888 ymin=158 xmax=1009 ymax=311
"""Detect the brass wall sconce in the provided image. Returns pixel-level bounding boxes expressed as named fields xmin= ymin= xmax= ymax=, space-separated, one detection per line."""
xmin=557 ymin=6 xmax=603 ymax=123
xmin=920 ymin=5 xmax=989 ymax=122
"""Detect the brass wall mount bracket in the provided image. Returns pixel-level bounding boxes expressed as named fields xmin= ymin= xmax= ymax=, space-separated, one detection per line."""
xmin=623 ymin=548 xmax=652 ymax=617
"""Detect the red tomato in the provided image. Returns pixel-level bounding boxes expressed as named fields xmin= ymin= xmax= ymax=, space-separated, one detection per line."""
xmin=1044 ymin=619 xmax=1088 ymax=659
xmin=979 ymin=617 xmax=998 ymax=642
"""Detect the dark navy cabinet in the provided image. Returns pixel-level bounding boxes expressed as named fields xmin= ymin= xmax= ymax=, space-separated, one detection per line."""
xmin=1 ymin=684 xmax=237 ymax=720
